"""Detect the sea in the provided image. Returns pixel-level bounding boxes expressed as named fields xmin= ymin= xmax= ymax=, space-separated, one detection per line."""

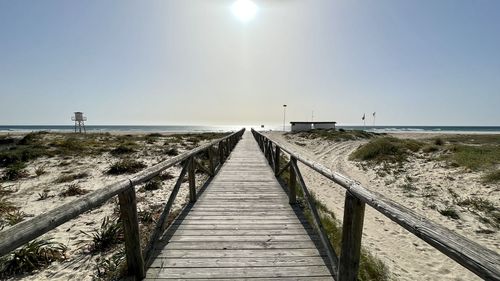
xmin=1 ymin=125 xmax=500 ymax=134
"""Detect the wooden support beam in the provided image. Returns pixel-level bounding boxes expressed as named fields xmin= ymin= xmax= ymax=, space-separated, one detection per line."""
xmin=118 ymin=186 xmax=145 ymax=280
xmin=188 ymin=157 xmax=196 ymax=203
xmin=143 ymin=161 xmax=189 ymax=264
xmin=338 ymin=191 xmax=366 ymax=281
xmin=289 ymin=157 xmax=297 ymax=205
xmin=208 ymin=146 xmax=215 ymax=176
xmin=274 ymin=147 xmax=281 ymax=176
xmin=291 ymin=160 xmax=339 ymax=278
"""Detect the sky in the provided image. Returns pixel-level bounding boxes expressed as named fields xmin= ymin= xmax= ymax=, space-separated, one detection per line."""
xmin=0 ymin=0 xmax=499 ymax=126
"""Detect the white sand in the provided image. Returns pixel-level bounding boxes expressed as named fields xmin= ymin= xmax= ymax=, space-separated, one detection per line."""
xmin=266 ymin=131 xmax=499 ymax=281
xmin=0 ymin=134 xmax=212 ymax=280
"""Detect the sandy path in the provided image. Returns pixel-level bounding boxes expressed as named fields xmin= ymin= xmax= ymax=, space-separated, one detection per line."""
xmin=265 ymin=132 xmax=492 ymax=281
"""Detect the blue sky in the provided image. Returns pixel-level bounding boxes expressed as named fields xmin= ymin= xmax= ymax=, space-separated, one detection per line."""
xmin=1 ymin=0 xmax=499 ymax=126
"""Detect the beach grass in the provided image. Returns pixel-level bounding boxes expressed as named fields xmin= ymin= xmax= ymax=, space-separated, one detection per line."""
xmin=350 ymin=137 xmax=423 ymax=164
xmin=107 ymin=159 xmax=146 ymax=175
xmin=0 ymin=239 xmax=66 ymax=278
xmin=287 ymin=129 xmax=379 ymax=142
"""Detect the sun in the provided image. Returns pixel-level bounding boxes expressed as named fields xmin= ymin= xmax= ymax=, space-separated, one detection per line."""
xmin=231 ymin=0 xmax=258 ymax=23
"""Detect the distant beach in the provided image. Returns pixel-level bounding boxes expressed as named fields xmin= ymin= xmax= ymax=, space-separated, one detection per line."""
xmin=1 ymin=125 xmax=500 ymax=134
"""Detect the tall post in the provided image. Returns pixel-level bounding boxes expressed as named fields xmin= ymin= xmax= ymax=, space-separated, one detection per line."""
xmin=338 ymin=191 xmax=366 ymax=281
xmin=274 ymin=147 xmax=281 ymax=176
xmin=118 ymin=187 xmax=145 ymax=280
xmin=208 ymin=146 xmax=215 ymax=176
xmin=188 ymin=157 xmax=196 ymax=202
xmin=289 ymin=157 xmax=297 ymax=204
xmin=283 ymin=104 xmax=287 ymax=131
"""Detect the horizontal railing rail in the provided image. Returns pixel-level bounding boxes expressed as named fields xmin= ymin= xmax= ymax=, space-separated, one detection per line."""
xmin=0 ymin=128 xmax=245 ymax=280
xmin=252 ymin=129 xmax=500 ymax=281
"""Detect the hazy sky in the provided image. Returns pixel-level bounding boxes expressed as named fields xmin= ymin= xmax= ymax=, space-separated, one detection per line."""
xmin=1 ymin=0 xmax=499 ymax=126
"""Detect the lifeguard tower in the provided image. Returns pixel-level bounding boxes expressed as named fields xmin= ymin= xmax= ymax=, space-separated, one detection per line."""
xmin=72 ymin=112 xmax=87 ymax=133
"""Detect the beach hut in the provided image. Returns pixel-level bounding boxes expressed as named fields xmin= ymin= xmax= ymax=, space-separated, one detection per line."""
xmin=313 ymin=121 xmax=337 ymax=130
xmin=290 ymin=122 xmax=312 ymax=132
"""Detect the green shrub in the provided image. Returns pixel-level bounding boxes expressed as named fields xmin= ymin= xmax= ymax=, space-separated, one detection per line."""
xmin=165 ymin=147 xmax=179 ymax=156
xmin=0 ymin=239 xmax=66 ymax=278
xmin=439 ymin=207 xmax=460 ymax=219
xmin=59 ymin=184 xmax=88 ymax=197
xmin=83 ymin=217 xmax=123 ymax=253
xmin=2 ymin=163 xmax=28 ymax=181
xmin=107 ymin=160 xmax=146 ymax=175
xmin=350 ymin=137 xmax=423 ymax=164
xmin=110 ymin=145 xmax=136 ymax=156
xmin=54 ymin=172 xmax=89 ymax=183
xmin=434 ymin=138 xmax=444 ymax=146
xmin=144 ymin=177 xmax=161 ymax=191
xmin=442 ymin=145 xmax=500 ymax=170
xmin=483 ymin=170 xmax=500 ymax=183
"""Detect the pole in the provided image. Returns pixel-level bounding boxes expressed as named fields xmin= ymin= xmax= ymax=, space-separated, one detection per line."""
xmin=283 ymin=104 xmax=287 ymax=131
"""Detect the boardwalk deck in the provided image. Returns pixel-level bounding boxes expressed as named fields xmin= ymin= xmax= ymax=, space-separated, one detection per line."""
xmin=145 ymin=132 xmax=334 ymax=280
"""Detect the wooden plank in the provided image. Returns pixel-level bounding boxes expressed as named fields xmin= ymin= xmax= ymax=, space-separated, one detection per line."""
xmin=168 ymin=235 xmax=320 ymax=242
xmin=159 ymin=241 xmax=319 ymax=250
xmin=153 ymin=249 xmax=326 ymax=258
xmin=150 ymin=256 xmax=327 ymax=268
xmin=146 ymin=266 xmax=333 ymax=279
xmin=165 ymin=229 xmax=310 ymax=236
xmin=182 ymin=215 xmax=301 ymax=220
xmin=144 ymin=277 xmax=333 ymax=281
xmin=170 ymin=224 xmax=310 ymax=230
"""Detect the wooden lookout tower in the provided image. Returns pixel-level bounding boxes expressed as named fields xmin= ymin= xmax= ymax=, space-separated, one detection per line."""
xmin=72 ymin=112 xmax=87 ymax=133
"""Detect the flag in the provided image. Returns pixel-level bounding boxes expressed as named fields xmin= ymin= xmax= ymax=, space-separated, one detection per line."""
xmin=373 ymin=112 xmax=376 ymax=117
xmin=362 ymin=113 xmax=365 ymax=120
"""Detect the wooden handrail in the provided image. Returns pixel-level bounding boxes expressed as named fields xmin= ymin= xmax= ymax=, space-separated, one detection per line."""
xmin=251 ymin=129 xmax=500 ymax=281
xmin=0 ymin=128 xmax=245 ymax=280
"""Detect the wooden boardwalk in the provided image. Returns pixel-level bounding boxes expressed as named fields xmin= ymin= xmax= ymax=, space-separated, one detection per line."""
xmin=145 ymin=132 xmax=334 ymax=280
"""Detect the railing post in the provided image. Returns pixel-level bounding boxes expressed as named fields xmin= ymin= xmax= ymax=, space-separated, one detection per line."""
xmin=218 ymin=142 xmax=224 ymax=164
xmin=338 ymin=191 xmax=366 ymax=281
xmin=289 ymin=157 xmax=297 ymax=204
xmin=188 ymin=157 xmax=196 ymax=202
xmin=208 ymin=146 xmax=215 ymax=176
xmin=274 ymin=146 xmax=280 ymax=176
xmin=118 ymin=186 xmax=145 ymax=280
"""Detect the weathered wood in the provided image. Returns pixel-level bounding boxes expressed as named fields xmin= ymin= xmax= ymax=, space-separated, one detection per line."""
xmin=0 ymin=179 xmax=130 ymax=256
xmin=150 ymin=256 xmax=327 ymax=268
xmin=145 ymin=132 xmax=334 ymax=280
xmin=208 ymin=146 xmax=215 ymax=175
xmin=252 ymin=129 xmax=500 ymax=281
xmin=143 ymin=161 xmax=189 ymax=264
xmin=274 ymin=146 xmax=281 ymax=175
xmin=194 ymin=157 xmax=212 ymax=176
xmin=338 ymin=191 xmax=366 ymax=281
xmin=160 ymin=241 xmax=321 ymax=250
xmin=154 ymin=248 xmax=325 ymax=258
xmin=118 ymin=187 xmax=145 ymax=280
xmin=291 ymin=160 xmax=339 ymax=277
xmin=289 ymin=157 xmax=297 ymax=204
xmin=146 ymin=266 xmax=333 ymax=279
xmin=188 ymin=157 xmax=196 ymax=203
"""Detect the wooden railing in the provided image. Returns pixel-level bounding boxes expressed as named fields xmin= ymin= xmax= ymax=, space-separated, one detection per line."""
xmin=0 ymin=128 xmax=245 ymax=280
xmin=251 ymin=129 xmax=500 ymax=281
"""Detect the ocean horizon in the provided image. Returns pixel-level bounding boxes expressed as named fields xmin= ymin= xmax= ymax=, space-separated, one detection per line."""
xmin=1 ymin=125 xmax=500 ymax=134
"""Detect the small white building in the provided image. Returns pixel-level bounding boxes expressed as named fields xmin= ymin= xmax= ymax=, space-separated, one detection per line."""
xmin=290 ymin=122 xmax=312 ymax=132
xmin=313 ymin=122 xmax=337 ymax=130
xmin=290 ymin=121 xmax=337 ymax=132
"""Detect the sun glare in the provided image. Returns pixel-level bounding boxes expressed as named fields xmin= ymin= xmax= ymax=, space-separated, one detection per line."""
xmin=231 ymin=0 xmax=257 ymax=23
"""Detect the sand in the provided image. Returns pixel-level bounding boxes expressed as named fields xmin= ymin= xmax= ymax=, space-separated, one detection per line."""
xmin=0 ymin=133 xmax=213 ymax=280
xmin=265 ymin=131 xmax=499 ymax=281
